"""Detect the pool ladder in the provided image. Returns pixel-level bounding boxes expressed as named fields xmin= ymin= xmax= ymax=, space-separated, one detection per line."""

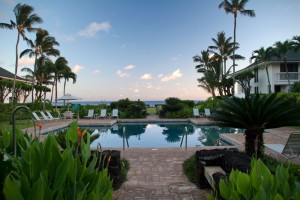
xmin=180 ymin=127 xmax=188 ymax=150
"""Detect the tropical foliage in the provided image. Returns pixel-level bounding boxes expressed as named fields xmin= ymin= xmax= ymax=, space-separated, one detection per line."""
xmin=208 ymin=159 xmax=300 ymax=200
xmin=235 ymin=70 xmax=255 ymax=98
xmin=211 ymin=94 xmax=300 ymax=157
xmin=0 ymin=121 xmax=113 ymax=199
xmin=160 ymin=97 xmax=194 ymax=118
xmin=110 ymin=98 xmax=147 ymax=118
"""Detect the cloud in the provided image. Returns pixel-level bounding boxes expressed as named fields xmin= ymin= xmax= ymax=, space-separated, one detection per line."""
xmin=116 ymin=70 xmax=130 ymax=78
xmin=78 ymin=22 xmax=111 ymax=38
xmin=140 ymin=73 xmax=152 ymax=80
xmin=124 ymin=65 xmax=136 ymax=70
xmin=92 ymin=69 xmax=100 ymax=74
xmin=157 ymin=74 xmax=163 ymax=78
xmin=72 ymin=65 xmax=84 ymax=73
xmin=160 ymin=69 xmax=182 ymax=82
xmin=134 ymin=89 xmax=139 ymax=93
xmin=19 ymin=57 xmax=35 ymax=66
xmin=146 ymin=83 xmax=153 ymax=89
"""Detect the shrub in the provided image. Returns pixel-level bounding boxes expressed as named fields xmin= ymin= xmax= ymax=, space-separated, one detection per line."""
xmin=196 ymin=97 xmax=222 ymax=112
xmin=160 ymin=97 xmax=194 ymax=118
xmin=208 ymin=159 xmax=300 ymax=200
xmin=111 ymin=98 xmax=147 ymax=119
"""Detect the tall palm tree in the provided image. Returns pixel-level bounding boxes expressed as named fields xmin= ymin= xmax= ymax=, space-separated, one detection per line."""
xmin=53 ymin=57 xmax=69 ymax=106
xmin=193 ymin=50 xmax=211 ymax=73
xmin=61 ymin=67 xmax=77 ymax=96
xmin=20 ymin=29 xmax=60 ymax=102
xmin=211 ymin=94 xmax=300 ymax=158
xmin=209 ymin=31 xmax=235 ymax=75
xmin=0 ymin=3 xmax=42 ymax=103
xmin=219 ymin=0 xmax=255 ymax=94
xmin=250 ymin=46 xmax=277 ymax=93
xmin=274 ymin=40 xmax=293 ymax=86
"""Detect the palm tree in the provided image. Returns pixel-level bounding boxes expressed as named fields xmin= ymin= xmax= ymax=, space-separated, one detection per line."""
xmin=274 ymin=40 xmax=293 ymax=86
xmin=0 ymin=3 xmax=42 ymax=103
xmin=219 ymin=0 xmax=255 ymax=94
xmin=53 ymin=57 xmax=69 ymax=106
xmin=211 ymin=94 xmax=300 ymax=158
xmin=61 ymin=67 xmax=77 ymax=96
xmin=193 ymin=50 xmax=211 ymax=73
xmin=209 ymin=31 xmax=235 ymax=75
xmin=250 ymin=46 xmax=277 ymax=93
xmin=291 ymin=35 xmax=300 ymax=52
xmin=20 ymin=29 xmax=60 ymax=102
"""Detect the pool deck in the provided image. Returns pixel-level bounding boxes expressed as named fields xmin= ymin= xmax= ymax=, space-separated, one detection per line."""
xmin=23 ymin=114 xmax=300 ymax=200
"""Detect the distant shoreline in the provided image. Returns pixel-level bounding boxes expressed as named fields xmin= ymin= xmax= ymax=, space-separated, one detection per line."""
xmin=53 ymin=100 xmax=201 ymax=107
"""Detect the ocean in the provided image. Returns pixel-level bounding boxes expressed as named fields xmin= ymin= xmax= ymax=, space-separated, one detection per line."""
xmin=53 ymin=100 xmax=201 ymax=107
xmin=53 ymin=100 xmax=166 ymax=107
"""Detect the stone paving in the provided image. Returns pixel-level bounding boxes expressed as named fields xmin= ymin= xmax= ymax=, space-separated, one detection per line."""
xmin=113 ymin=147 xmax=212 ymax=200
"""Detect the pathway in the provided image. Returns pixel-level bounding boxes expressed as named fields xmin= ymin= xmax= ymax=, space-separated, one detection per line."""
xmin=113 ymin=147 xmax=211 ymax=200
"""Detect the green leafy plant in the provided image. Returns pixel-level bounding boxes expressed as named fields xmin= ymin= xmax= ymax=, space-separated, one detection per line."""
xmin=183 ymin=155 xmax=197 ymax=183
xmin=2 ymin=121 xmax=113 ymax=200
xmin=208 ymin=159 xmax=300 ymax=200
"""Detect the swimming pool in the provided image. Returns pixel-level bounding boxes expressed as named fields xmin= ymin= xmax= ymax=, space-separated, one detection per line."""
xmin=82 ymin=123 xmax=243 ymax=149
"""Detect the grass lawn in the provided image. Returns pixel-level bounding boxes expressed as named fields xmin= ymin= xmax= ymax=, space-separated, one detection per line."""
xmin=146 ymin=107 xmax=157 ymax=115
xmin=0 ymin=119 xmax=34 ymax=133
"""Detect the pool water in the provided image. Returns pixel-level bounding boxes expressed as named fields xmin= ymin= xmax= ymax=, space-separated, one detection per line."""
xmin=86 ymin=123 xmax=243 ymax=148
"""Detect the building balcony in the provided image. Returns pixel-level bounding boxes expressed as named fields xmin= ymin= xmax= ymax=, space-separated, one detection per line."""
xmin=276 ymin=72 xmax=299 ymax=81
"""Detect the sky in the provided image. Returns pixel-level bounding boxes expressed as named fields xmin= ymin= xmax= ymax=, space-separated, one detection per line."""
xmin=0 ymin=0 xmax=300 ymax=101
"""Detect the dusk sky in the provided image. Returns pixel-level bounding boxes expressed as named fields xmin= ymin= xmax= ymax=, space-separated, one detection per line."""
xmin=1 ymin=0 xmax=300 ymax=101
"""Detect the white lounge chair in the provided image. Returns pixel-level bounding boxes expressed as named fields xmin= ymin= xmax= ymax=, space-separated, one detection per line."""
xmin=40 ymin=111 xmax=52 ymax=120
xmin=63 ymin=111 xmax=74 ymax=119
xmin=204 ymin=108 xmax=211 ymax=117
xmin=32 ymin=111 xmax=48 ymax=122
xmin=84 ymin=109 xmax=94 ymax=119
xmin=193 ymin=108 xmax=203 ymax=118
xmin=100 ymin=109 xmax=107 ymax=118
xmin=111 ymin=109 xmax=118 ymax=118
xmin=46 ymin=111 xmax=60 ymax=120
xmin=265 ymin=132 xmax=300 ymax=161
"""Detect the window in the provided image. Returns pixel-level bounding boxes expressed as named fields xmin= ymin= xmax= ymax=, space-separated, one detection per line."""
xmin=254 ymin=68 xmax=258 ymax=82
xmin=254 ymin=87 xmax=259 ymax=94
xmin=280 ymin=63 xmax=298 ymax=72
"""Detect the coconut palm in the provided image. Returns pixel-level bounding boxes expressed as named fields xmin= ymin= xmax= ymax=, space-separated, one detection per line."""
xmin=250 ymin=46 xmax=277 ymax=93
xmin=208 ymin=31 xmax=235 ymax=75
xmin=53 ymin=57 xmax=69 ymax=106
xmin=274 ymin=40 xmax=293 ymax=86
xmin=0 ymin=3 xmax=42 ymax=103
xmin=61 ymin=67 xmax=77 ymax=96
xmin=219 ymin=0 xmax=255 ymax=93
xmin=20 ymin=29 xmax=60 ymax=101
xmin=211 ymin=94 xmax=300 ymax=158
xmin=193 ymin=50 xmax=211 ymax=73
xmin=291 ymin=35 xmax=300 ymax=52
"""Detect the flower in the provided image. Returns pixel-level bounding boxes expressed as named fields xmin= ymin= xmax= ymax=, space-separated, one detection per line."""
xmin=36 ymin=123 xmax=43 ymax=128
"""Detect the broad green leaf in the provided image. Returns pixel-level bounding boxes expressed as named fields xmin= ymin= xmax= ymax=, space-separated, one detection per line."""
xmin=3 ymin=175 xmax=24 ymax=200
xmin=67 ymin=121 xmax=78 ymax=144
xmin=254 ymin=185 xmax=266 ymax=200
xmin=274 ymin=193 xmax=284 ymax=200
xmin=219 ymin=179 xmax=229 ymax=199
xmin=236 ymin=172 xmax=252 ymax=199
xmin=282 ymin=181 xmax=290 ymax=199
xmin=53 ymin=156 xmax=70 ymax=192
xmin=26 ymin=176 xmax=44 ymax=200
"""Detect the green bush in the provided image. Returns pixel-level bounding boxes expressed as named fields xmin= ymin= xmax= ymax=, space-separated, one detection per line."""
xmin=160 ymin=97 xmax=194 ymax=118
xmin=111 ymin=98 xmax=147 ymax=119
xmin=1 ymin=122 xmax=113 ymax=200
xmin=208 ymin=159 xmax=300 ymax=200
xmin=196 ymin=97 xmax=222 ymax=112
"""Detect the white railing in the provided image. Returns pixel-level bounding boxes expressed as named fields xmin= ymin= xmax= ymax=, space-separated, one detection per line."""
xmin=276 ymin=72 xmax=300 ymax=81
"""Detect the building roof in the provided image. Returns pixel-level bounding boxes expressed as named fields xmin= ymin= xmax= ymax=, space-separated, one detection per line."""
xmin=233 ymin=51 xmax=300 ymax=75
xmin=0 ymin=67 xmax=30 ymax=83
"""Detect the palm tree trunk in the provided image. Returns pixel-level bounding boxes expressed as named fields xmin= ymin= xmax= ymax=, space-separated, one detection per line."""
xmin=32 ymin=54 xmax=38 ymax=102
xmin=55 ymin=75 xmax=58 ymax=108
xmin=63 ymin=78 xmax=66 ymax=95
xmin=232 ymin=14 xmax=237 ymax=95
xmin=11 ymin=32 xmax=21 ymax=104
xmin=51 ymin=83 xmax=54 ymax=102
xmin=265 ymin=63 xmax=271 ymax=93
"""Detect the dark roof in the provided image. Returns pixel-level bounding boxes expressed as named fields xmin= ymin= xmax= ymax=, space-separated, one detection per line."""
xmin=234 ymin=51 xmax=300 ymax=75
xmin=0 ymin=67 xmax=29 ymax=82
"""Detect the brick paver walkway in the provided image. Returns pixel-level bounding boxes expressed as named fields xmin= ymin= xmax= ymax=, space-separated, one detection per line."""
xmin=113 ymin=148 xmax=211 ymax=200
